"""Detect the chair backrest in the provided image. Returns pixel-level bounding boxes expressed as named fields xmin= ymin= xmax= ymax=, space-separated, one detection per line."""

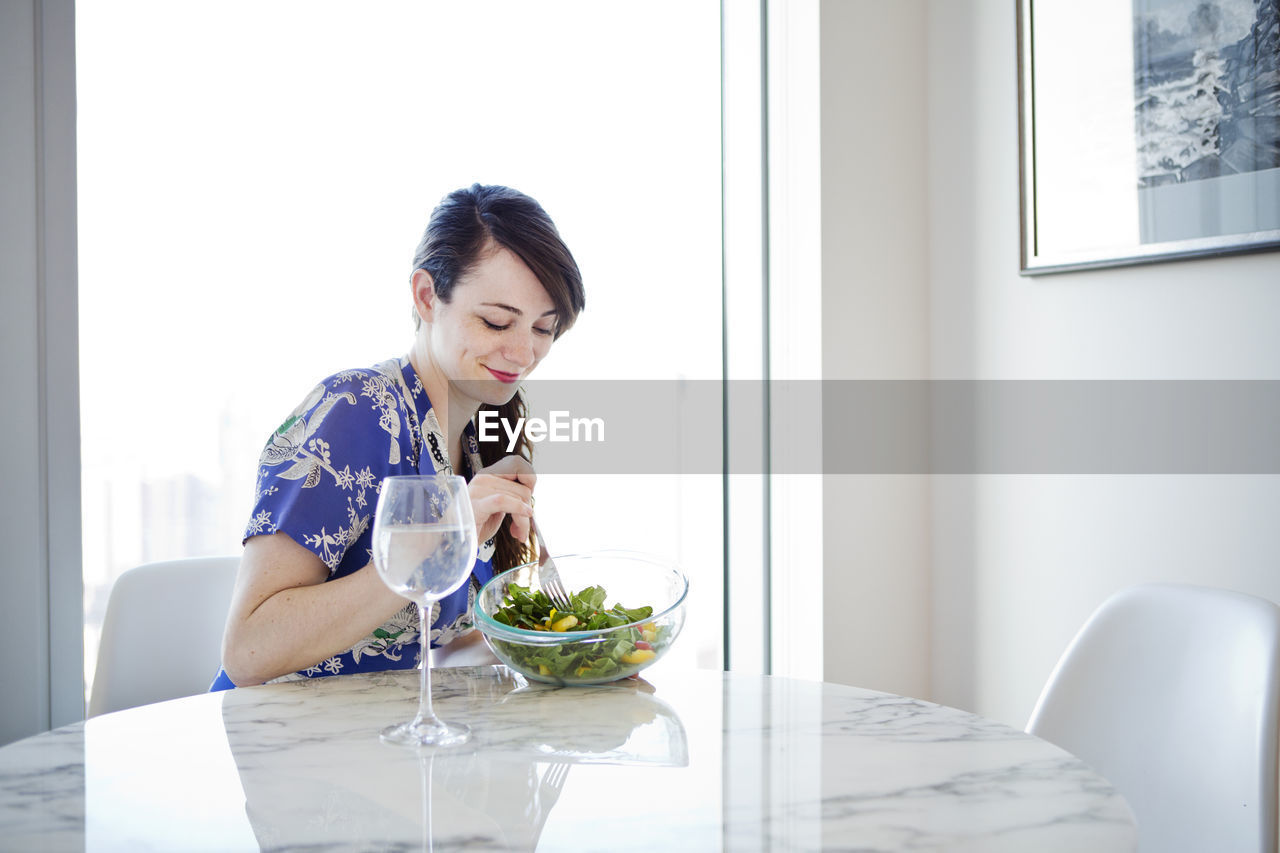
xmin=1027 ymin=582 xmax=1280 ymax=853
xmin=88 ymin=555 xmax=240 ymax=717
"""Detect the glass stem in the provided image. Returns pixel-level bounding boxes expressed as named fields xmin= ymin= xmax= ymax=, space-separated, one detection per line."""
xmin=417 ymin=601 xmax=439 ymax=727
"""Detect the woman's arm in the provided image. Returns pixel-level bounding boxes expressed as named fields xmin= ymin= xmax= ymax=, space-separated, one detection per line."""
xmin=220 ymin=532 xmax=408 ymax=686
xmin=222 ymin=455 xmax=537 ymax=687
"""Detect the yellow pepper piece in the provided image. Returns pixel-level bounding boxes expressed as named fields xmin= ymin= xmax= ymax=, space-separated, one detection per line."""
xmin=538 ymin=664 xmax=551 ymax=676
xmin=551 ymin=614 xmax=578 ymax=632
xmin=641 ymin=628 xmax=658 ymax=643
xmin=621 ymin=648 xmax=656 ymax=665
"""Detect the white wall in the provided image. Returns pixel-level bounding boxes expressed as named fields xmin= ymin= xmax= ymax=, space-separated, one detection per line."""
xmin=816 ymin=0 xmax=1280 ymax=726
xmin=0 ymin=0 xmax=83 ymax=745
xmin=926 ymin=0 xmax=1280 ymax=728
xmin=819 ymin=0 xmax=931 ymax=699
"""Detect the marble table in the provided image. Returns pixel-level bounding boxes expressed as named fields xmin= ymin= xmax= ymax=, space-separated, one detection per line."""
xmin=0 ymin=665 xmax=1135 ymax=851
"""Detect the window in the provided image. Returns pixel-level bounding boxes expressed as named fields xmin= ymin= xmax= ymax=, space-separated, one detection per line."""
xmin=78 ymin=1 xmax=725 ymax=695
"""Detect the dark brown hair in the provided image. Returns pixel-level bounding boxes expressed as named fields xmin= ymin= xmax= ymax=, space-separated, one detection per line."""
xmin=411 ymin=184 xmax=585 ymax=570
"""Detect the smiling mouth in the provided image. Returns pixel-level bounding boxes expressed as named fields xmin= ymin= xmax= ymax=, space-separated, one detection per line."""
xmin=486 ymin=367 xmax=520 ymax=384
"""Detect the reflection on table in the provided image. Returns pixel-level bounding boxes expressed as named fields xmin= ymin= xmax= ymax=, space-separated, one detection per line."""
xmin=227 ymin=668 xmax=687 ymax=850
xmin=0 ymin=665 xmax=1136 ymax=851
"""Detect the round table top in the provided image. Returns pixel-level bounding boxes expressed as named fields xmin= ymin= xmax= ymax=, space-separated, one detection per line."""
xmin=0 ymin=665 xmax=1135 ymax=851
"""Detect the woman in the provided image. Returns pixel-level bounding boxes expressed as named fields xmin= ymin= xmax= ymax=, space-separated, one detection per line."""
xmin=212 ymin=184 xmax=585 ymax=689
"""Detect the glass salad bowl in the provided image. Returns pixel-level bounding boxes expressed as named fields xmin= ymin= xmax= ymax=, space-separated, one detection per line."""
xmin=473 ymin=550 xmax=689 ymax=686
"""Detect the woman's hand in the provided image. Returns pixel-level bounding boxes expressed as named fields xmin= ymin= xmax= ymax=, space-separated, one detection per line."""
xmin=468 ymin=455 xmax=536 ymax=543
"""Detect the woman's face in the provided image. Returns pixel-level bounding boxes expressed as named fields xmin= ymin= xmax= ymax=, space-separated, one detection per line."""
xmin=415 ymin=245 xmax=558 ymax=410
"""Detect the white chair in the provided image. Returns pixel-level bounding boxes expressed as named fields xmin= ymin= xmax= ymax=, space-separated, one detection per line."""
xmin=88 ymin=556 xmax=240 ymax=717
xmin=1027 ymin=582 xmax=1280 ymax=853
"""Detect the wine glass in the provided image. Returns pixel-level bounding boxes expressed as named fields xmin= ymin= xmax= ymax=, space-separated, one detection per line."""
xmin=373 ymin=474 xmax=477 ymax=747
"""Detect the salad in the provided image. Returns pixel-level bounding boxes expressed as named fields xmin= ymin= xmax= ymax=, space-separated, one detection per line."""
xmin=488 ymin=583 xmax=665 ymax=682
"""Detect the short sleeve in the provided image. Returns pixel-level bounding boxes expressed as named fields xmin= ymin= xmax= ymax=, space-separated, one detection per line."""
xmin=244 ymin=369 xmax=420 ymax=577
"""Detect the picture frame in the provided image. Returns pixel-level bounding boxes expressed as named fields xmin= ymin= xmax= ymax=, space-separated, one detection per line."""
xmin=1017 ymin=0 xmax=1280 ymax=274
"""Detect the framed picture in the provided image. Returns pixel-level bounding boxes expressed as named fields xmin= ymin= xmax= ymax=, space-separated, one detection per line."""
xmin=1018 ymin=0 xmax=1280 ymax=274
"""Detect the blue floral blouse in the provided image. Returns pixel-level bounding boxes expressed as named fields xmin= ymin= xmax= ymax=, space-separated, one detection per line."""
xmin=210 ymin=357 xmax=496 ymax=691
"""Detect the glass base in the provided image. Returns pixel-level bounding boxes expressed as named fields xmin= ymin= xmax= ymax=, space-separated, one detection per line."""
xmin=380 ymin=718 xmax=471 ymax=748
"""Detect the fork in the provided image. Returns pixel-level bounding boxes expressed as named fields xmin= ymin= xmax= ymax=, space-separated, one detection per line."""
xmin=531 ymin=518 xmax=573 ymax=611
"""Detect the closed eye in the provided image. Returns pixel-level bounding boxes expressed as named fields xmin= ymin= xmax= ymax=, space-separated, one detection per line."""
xmin=482 ymin=317 xmax=556 ymax=337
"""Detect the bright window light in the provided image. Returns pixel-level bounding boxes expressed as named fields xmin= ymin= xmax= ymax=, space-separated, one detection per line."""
xmin=77 ymin=0 xmax=724 ymax=697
